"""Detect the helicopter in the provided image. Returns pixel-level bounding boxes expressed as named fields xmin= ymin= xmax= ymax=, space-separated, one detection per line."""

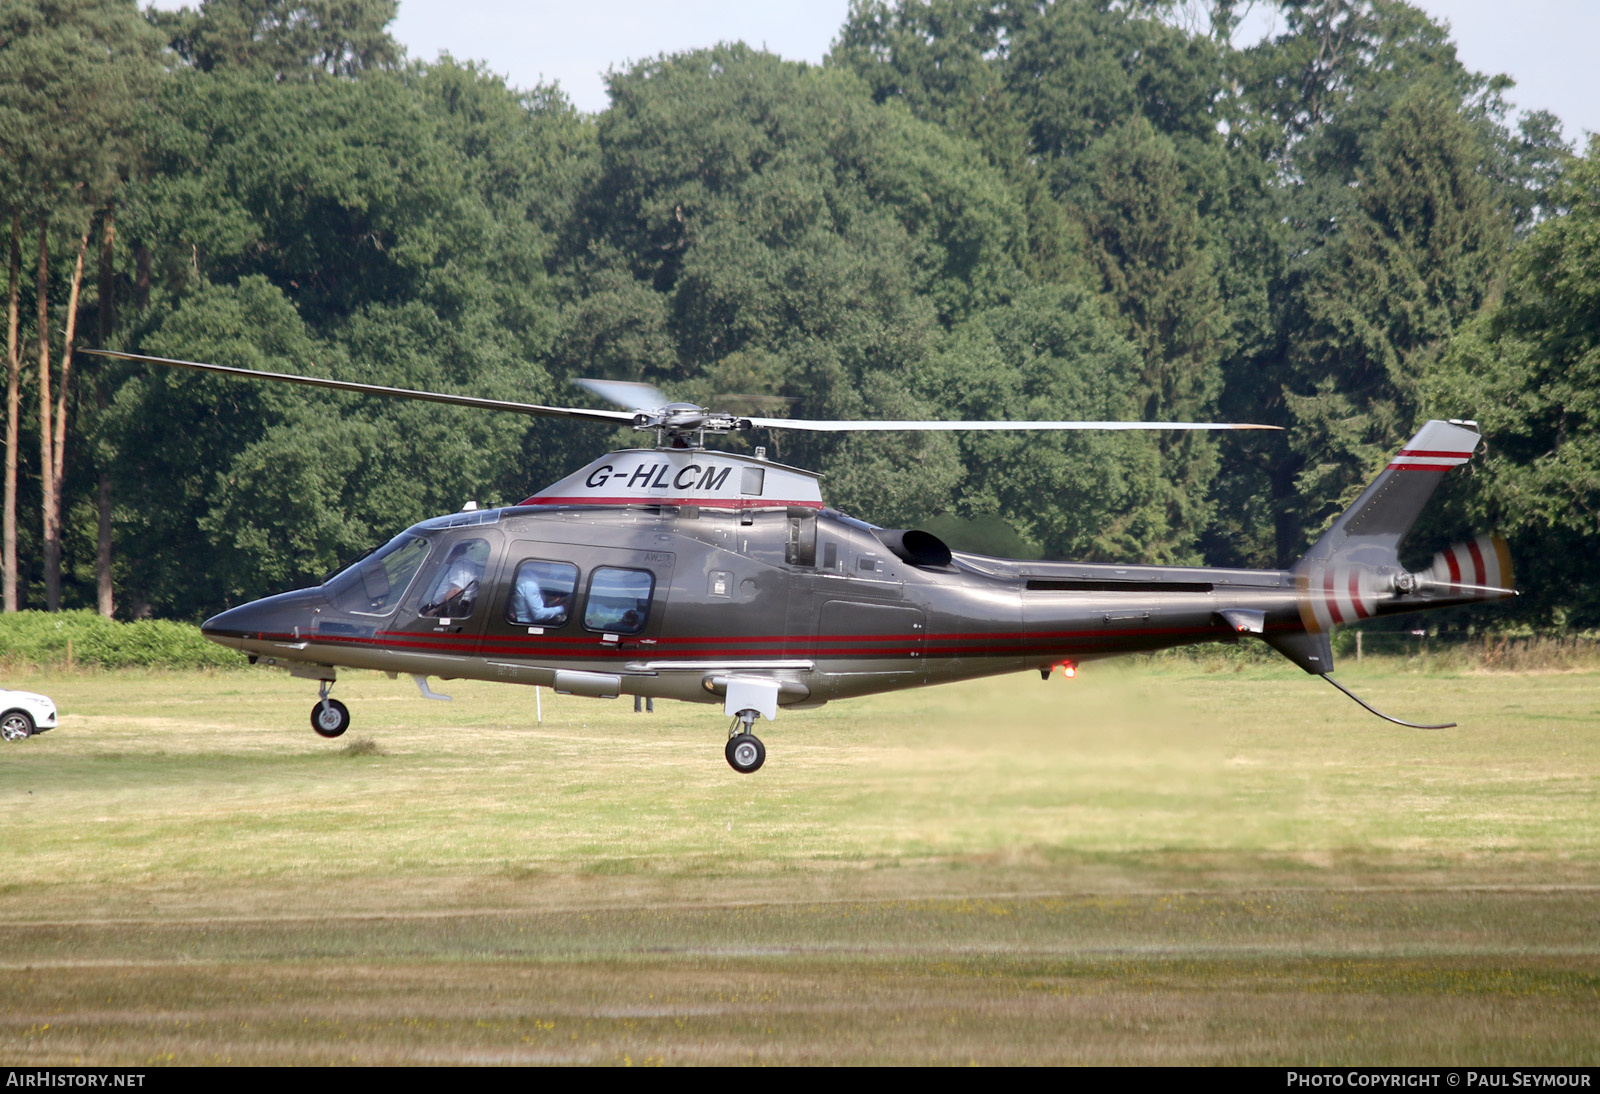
xmin=87 ymin=349 xmax=1515 ymax=772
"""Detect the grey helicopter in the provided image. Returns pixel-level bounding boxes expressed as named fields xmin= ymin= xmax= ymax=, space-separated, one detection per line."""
xmin=87 ymin=349 xmax=1515 ymax=772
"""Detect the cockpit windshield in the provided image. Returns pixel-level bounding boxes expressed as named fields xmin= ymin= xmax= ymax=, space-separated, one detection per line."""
xmin=323 ymin=533 xmax=431 ymax=616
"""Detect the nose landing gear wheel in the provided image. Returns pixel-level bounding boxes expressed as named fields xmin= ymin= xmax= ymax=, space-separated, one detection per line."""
xmin=311 ymin=698 xmax=350 ymax=738
xmin=725 ymin=732 xmax=765 ymax=774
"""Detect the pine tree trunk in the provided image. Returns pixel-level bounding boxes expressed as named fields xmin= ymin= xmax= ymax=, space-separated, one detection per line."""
xmin=96 ymin=205 xmax=116 ymax=618
xmin=37 ymin=216 xmax=57 ymax=611
xmin=134 ymin=244 xmax=149 ymax=312
xmin=44 ymin=214 xmax=94 ymax=610
xmin=55 ymin=215 xmax=92 ymax=510
xmin=3 ymin=211 xmax=19 ymax=612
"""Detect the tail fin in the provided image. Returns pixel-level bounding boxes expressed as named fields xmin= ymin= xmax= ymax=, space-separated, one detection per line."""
xmin=1266 ymin=420 xmax=1506 ymax=674
xmin=1296 ymin=419 xmax=1483 ymax=574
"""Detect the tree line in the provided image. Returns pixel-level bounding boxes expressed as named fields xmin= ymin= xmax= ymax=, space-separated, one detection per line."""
xmin=0 ymin=0 xmax=1594 ymax=627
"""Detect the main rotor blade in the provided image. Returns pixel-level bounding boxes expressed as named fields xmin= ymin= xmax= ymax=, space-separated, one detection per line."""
xmin=87 ymin=350 xmax=1283 ymax=434
xmin=570 ymin=377 xmax=671 ymax=412
xmin=84 ymin=349 xmax=639 ymax=427
xmin=739 ymin=416 xmax=1281 ymax=432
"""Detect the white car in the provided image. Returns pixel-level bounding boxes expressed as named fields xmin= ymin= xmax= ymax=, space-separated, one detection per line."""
xmin=0 ymin=689 xmax=58 ymax=741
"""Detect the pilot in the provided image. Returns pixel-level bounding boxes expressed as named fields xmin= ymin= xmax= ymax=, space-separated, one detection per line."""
xmin=421 ymin=542 xmax=483 ymax=617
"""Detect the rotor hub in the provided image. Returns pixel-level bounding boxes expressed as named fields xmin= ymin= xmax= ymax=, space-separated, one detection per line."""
xmin=631 ymin=402 xmax=753 ymax=443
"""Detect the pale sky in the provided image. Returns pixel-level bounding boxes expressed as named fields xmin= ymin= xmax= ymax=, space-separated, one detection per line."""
xmin=384 ymin=0 xmax=1599 ymax=140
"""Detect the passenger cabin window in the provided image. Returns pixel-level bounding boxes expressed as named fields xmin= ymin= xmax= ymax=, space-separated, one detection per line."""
xmin=417 ymin=538 xmax=490 ymax=619
xmin=507 ymin=560 xmax=578 ymax=627
xmin=583 ymin=567 xmax=654 ymax=635
xmin=325 ymin=534 xmax=430 ymax=617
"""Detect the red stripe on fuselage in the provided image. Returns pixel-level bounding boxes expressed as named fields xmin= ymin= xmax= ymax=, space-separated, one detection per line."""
xmin=237 ymin=623 xmax=1226 ymax=663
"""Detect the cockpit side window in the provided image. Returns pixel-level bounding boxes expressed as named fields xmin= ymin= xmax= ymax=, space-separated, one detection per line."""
xmin=417 ymin=538 xmax=490 ymax=619
xmin=325 ymin=534 xmax=431 ymax=617
xmin=582 ymin=567 xmax=654 ymax=635
xmin=507 ymin=560 xmax=578 ymax=627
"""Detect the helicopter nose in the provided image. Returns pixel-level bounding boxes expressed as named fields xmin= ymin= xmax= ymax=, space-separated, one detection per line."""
xmin=202 ymin=587 xmax=325 ymax=650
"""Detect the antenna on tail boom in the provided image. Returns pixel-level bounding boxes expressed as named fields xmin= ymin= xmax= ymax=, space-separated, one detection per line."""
xmin=1319 ymin=674 xmax=1456 ymax=730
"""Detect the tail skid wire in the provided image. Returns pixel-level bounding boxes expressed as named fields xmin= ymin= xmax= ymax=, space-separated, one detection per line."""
xmin=1321 ymin=673 xmax=1456 ymax=730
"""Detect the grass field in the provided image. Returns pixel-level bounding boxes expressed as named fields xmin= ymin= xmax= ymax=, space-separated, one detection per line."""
xmin=2 ymin=658 xmax=1598 ymax=1065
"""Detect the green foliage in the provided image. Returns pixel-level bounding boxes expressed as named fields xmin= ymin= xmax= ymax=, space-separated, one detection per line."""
xmin=100 ymin=276 xmax=328 ymax=614
xmin=1286 ymin=87 xmax=1508 ymax=542
xmin=562 ymin=44 xmax=1038 ymax=522
xmin=94 ymin=51 xmax=580 ymax=615
xmin=0 ymin=609 xmax=244 ymax=667
xmin=922 ymin=283 xmax=1199 ymax=561
xmin=129 ymin=68 xmax=479 ymax=320
xmin=1070 ymin=117 xmax=1230 ymax=552
xmin=1007 ymin=0 xmax=1226 ymax=192
xmin=0 ymin=0 xmax=164 ymax=205
xmin=151 ymin=0 xmax=400 ymax=80
xmin=590 ymin=44 xmax=1028 ymax=327
xmin=1425 ymin=138 xmax=1600 ymax=625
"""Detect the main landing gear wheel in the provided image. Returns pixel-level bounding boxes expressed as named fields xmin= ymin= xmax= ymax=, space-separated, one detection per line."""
xmin=311 ymin=698 xmax=350 ymax=738
xmin=725 ymin=732 xmax=766 ymax=774
xmin=1 ymin=711 xmax=34 ymax=741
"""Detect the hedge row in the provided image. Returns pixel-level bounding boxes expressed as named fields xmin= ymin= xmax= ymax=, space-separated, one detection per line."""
xmin=0 ymin=610 xmax=246 ymax=669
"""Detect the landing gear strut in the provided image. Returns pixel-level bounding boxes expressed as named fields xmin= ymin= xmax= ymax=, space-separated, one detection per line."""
xmin=311 ymin=679 xmax=350 ymax=738
xmin=725 ymin=708 xmax=765 ymax=774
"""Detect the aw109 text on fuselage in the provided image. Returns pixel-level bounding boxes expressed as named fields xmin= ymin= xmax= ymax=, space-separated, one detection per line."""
xmin=85 ymin=351 xmax=1517 ymax=773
